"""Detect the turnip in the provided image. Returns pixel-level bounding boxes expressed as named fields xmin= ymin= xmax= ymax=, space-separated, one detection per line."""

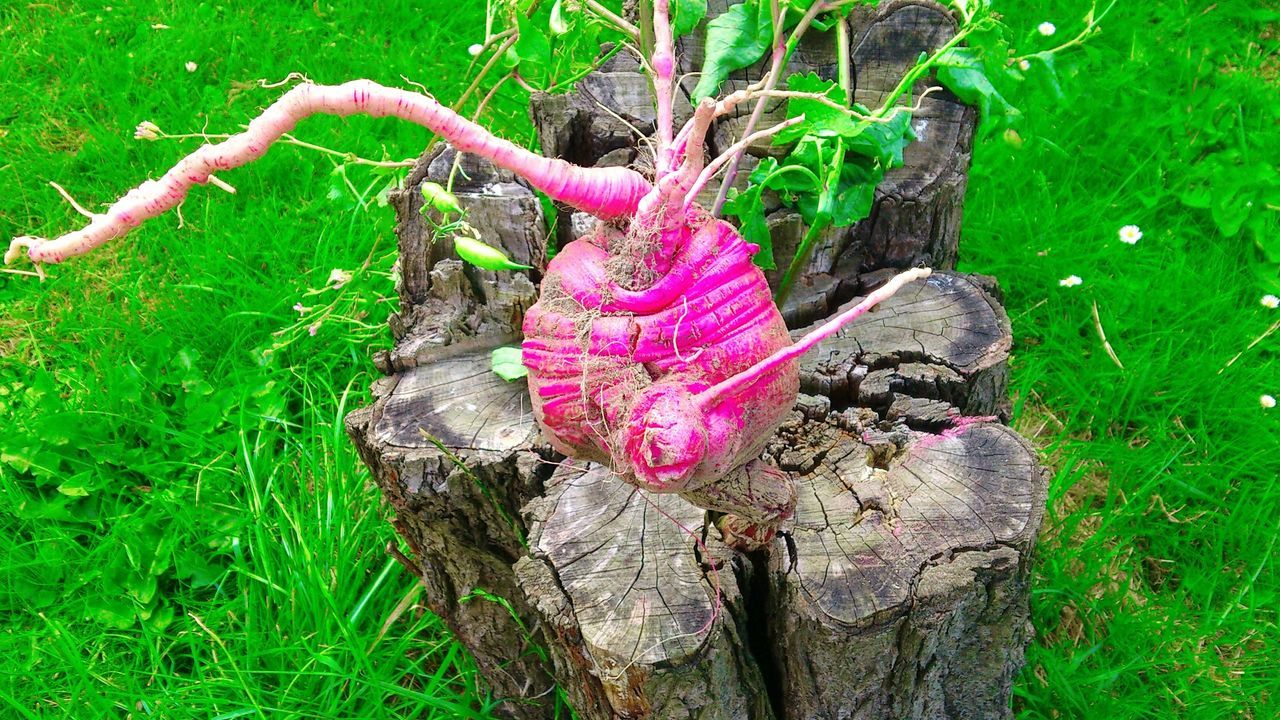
xmin=7 ymin=0 xmax=1041 ymax=546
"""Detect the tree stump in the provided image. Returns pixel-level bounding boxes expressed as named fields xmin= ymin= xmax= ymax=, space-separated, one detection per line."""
xmin=346 ymin=3 xmax=1043 ymax=718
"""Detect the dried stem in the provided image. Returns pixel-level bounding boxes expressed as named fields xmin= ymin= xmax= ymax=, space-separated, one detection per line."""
xmin=1091 ymin=300 xmax=1125 ymax=369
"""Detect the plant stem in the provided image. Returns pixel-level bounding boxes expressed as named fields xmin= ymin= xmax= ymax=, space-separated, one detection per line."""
xmin=836 ymin=15 xmax=852 ymax=105
xmin=876 ymin=28 xmax=967 ymax=114
xmin=712 ymin=0 xmax=828 ymax=215
xmin=651 ymin=0 xmax=677 ymax=157
xmin=638 ymin=0 xmax=656 ymax=63
xmin=774 ymin=217 xmax=829 ymax=308
xmin=584 ymin=0 xmax=640 ymax=39
xmin=775 ymin=136 xmax=844 ymax=306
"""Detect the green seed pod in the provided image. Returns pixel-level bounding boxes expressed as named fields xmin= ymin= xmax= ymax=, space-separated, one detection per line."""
xmin=453 ymin=235 xmax=532 ymax=271
xmin=420 ymin=182 xmax=462 ymax=215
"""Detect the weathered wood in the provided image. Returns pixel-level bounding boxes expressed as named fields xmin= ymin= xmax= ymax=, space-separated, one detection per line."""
xmin=517 ymin=464 xmax=770 ymax=719
xmin=764 ymin=410 xmax=1043 ymax=718
xmin=347 ymin=3 xmax=1036 ymax=718
xmin=796 ymin=270 xmax=1012 ymax=419
xmin=348 ymin=250 xmax=1041 ymax=719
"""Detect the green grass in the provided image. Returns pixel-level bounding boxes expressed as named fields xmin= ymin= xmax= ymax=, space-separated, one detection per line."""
xmin=1 ymin=0 xmax=1277 ymax=718
xmin=0 ymin=1 xmax=527 ymax=716
xmin=961 ymin=1 xmax=1280 ymax=717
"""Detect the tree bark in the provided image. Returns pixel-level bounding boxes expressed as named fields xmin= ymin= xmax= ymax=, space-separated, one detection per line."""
xmin=346 ymin=3 xmax=1040 ymax=718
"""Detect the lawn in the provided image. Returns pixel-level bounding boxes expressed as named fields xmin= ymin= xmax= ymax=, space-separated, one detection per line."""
xmin=1 ymin=0 xmax=1277 ymax=718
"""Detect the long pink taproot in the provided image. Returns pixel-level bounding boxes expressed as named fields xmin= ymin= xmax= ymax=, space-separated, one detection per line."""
xmin=7 ymin=80 xmax=651 ymax=266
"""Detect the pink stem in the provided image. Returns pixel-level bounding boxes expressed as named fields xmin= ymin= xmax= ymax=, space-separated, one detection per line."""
xmin=649 ymin=99 xmax=716 ymax=207
xmin=652 ymin=0 xmax=677 ymax=172
xmin=682 ymin=116 xmax=804 ymax=209
xmin=8 ymin=80 xmax=651 ymax=266
xmin=697 ymin=268 xmax=932 ymax=408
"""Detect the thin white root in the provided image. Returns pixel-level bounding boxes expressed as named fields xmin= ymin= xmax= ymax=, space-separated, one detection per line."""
xmin=207 ymin=175 xmax=237 ymax=194
xmin=50 ymin=182 xmax=96 ymax=219
xmin=260 ymin=71 xmax=311 ymax=89
xmin=4 ymin=237 xmax=46 ymax=279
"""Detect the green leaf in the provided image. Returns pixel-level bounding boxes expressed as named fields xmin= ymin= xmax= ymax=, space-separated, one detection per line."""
xmin=723 ymin=157 xmax=822 ymax=269
xmin=142 ymin=600 xmax=175 ymax=633
xmin=692 ymin=0 xmax=772 ymax=102
xmin=844 ymin=108 xmax=915 ymax=168
xmin=176 ymin=548 xmax=224 ymax=589
xmin=772 ymin=136 xmax=882 ymax=228
xmin=125 ymin=571 xmax=159 ymax=605
xmin=420 ymin=181 xmax=462 ymax=215
xmin=513 ymin=13 xmax=552 ymax=83
xmin=1022 ymin=51 xmax=1063 ymax=101
xmin=671 ymin=0 xmax=708 ymax=38
xmin=827 ymin=156 xmax=882 ymax=226
xmin=491 ymin=347 xmax=528 ymax=381
xmin=723 ymin=182 xmax=774 ymax=268
xmin=776 ymin=73 xmax=913 ymax=167
xmin=454 ymin=236 xmax=533 ymax=271
xmin=934 ymin=47 xmax=1018 ymax=129
xmin=56 ymin=481 xmax=90 ymax=497
xmin=85 ymin=596 xmax=137 ymax=629
xmin=776 ymin=73 xmax=859 ymax=143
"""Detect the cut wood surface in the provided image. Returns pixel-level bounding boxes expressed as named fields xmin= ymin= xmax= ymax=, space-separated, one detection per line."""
xmin=346 ymin=2 xmax=1041 ymax=718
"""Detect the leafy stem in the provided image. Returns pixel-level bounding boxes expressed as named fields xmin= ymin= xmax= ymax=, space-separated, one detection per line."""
xmin=712 ymin=0 xmax=833 ymax=214
xmin=877 ymin=26 xmax=971 ymax=114
xmin=775 ymin=136 xmax=844 ymax=307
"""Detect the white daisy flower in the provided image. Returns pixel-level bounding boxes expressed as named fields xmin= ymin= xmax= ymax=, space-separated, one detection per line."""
xmin=1059 ymin=275 xmax=1083 ymax=288
xmin=1038 ymin=22 xmax=1056 ymax=36
xmin=1118 ymin=225 xmax=1143 ymax=244
xmin=1262 ymin=294 xmax=1280 ymax=309
xmin=1262 ymin=394 xmax=1277 ymax=409
xmin=185 ymin=61 xmax=198 ymax=72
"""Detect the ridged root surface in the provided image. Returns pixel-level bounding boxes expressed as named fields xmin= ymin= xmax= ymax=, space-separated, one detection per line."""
xmin=522 ymin=209 xmax=799 ymax=494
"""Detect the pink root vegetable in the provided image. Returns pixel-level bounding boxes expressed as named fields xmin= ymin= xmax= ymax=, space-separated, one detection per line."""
xmin=3 ymin=80 xmax=649 ymax=266
xmin=6 ymin=11 xmax=931 ymax=540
